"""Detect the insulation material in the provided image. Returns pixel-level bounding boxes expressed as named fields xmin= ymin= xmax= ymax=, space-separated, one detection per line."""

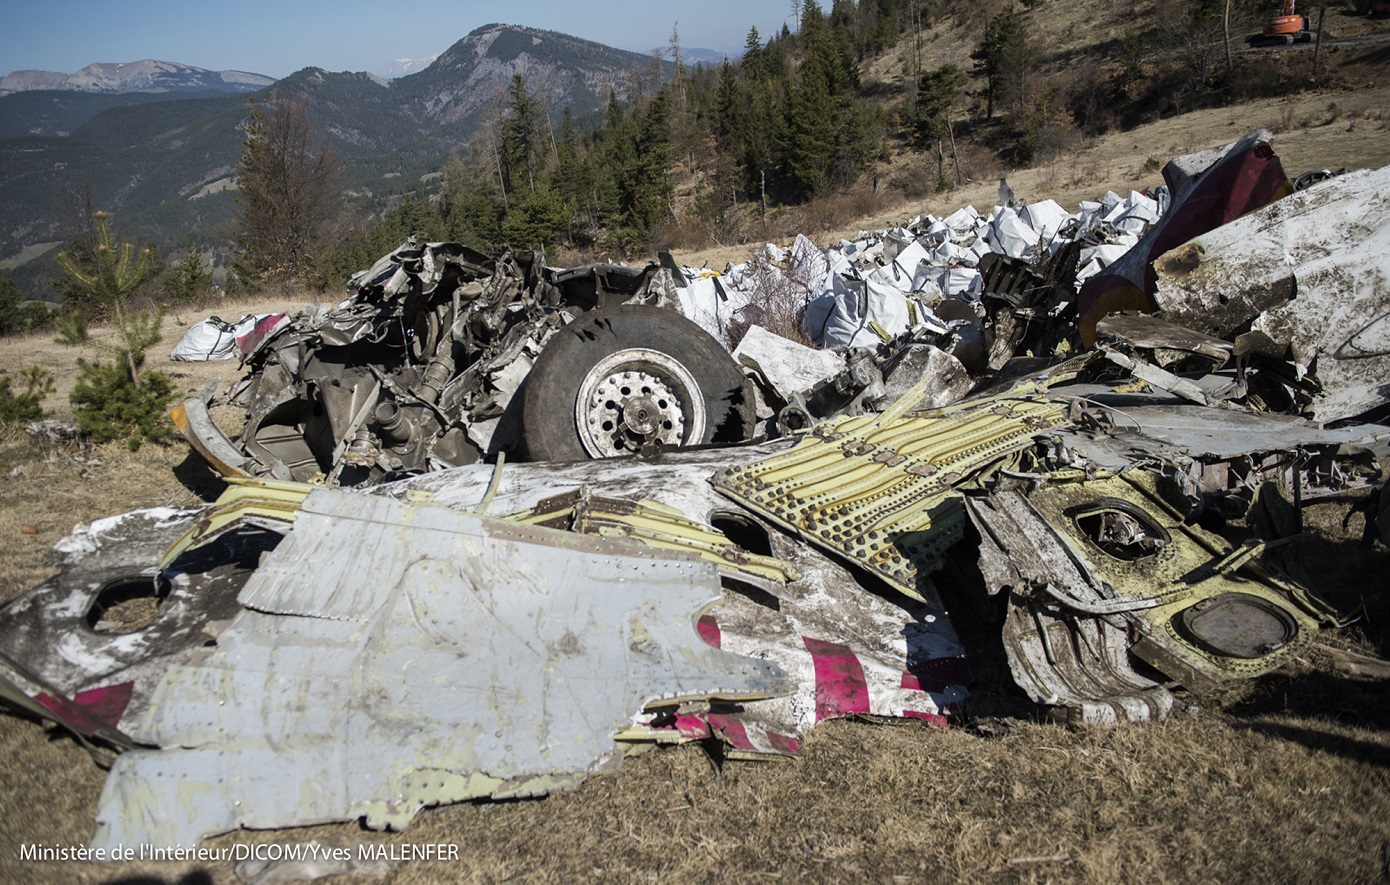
xmin=1075 ymin=241 xmax=1138 ymax=287
xmin=1021 ymin=199 xmax=1072 ymax=243
xmin=807 ymin=272 xmax=916 ymax=349
xmin=675 ymin=273 xmax=737 ymax=344
xmin=718 ymin=183 xmax=1165 ymax=351
xmin=987 ymin=207 xmax=1042 ymax=259
xmin=92 ymin=489 xmax=788 ymax=849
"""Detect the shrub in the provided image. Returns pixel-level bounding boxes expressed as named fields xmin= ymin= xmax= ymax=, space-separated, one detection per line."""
xmin=0 ymin=367 xmax=53 ymax=424
xmin=68 ymin=356 xmax=175 ymax=450
xmin=162 ymin=247 xmax=215 ymax=305
xmin=0 ymin=274 xmax=52 ymax=336
xmin=56 ymin=211 xmax=174 ymax=450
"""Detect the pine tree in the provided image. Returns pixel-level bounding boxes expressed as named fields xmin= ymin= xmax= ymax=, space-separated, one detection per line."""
xmin=0 ymin=273 xmax=51 ymax=335
xmin=55 ymin=212 xmax=175 ymax=448
xmin=914 ymin=64 xmax=968 ymax=187
xmin=972 ymin=6 xmax=1025 ymax=121
xmin=0 ymin=367 xmax=53 ymax=424
xmin=502 ymin=182 xmax=569 ymax=250
xmin=56 ymin=212 xmax=160 ymax=390
xmin=743 ymin=26 xmax=764 ymax=79
xmin=500 ymin=75 xmax=541 ymax=198
xmin=164 ymin=247 xmax=214 ymax=304
xmin=232 ymin=95 xmax=341 ymax=288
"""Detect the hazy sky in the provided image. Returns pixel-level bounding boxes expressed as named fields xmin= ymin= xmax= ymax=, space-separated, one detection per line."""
xmin=2 ymin=1 xmax=812 ymax=79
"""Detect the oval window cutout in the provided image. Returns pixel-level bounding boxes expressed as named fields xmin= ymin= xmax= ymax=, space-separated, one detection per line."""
xmin=1072 ymin=499 xmax=1170 ymax=561
xmin=86 ymin=577 xmax=166 ymax=633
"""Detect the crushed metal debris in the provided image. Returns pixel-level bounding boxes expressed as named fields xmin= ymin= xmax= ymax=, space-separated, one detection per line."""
xmin=3 ymin=130 xmax=1389 ymax=853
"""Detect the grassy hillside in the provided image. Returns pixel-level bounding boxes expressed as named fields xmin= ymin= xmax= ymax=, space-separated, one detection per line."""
xmin=0 ymin=90 xmax=209 ymax=138
xmin=1 ymin=3 xmax=1388 ymax=300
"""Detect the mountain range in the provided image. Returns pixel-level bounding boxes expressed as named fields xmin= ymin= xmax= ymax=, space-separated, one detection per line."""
xmin=0 ymin=60 xmax=274 ymax=97
xmin=0 ymin=23 xmax=667 ymax=290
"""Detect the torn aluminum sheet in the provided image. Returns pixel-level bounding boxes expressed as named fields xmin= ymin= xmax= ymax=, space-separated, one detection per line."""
xmin=1153 ymin=164 xmax=1390 ymax=422
xmin=878 ymin=344 xmax=970 ymax=411
xmin=503 ymin=488 xmax=800 ymax=594
xmin=0 ymin=506 xmax=277 ymax=744
xmin=732 ymin=324 xmax=846 ymax=406
xmin=623 ymin=573 xmax=969 ymax=757
xmin=712 ymin=383 xmax=1072 ymax=602
xmin=1095 ymin=313 xmax=1234 ymax=370
xmin=1049 ymin=397 xmax=1389 ymax=466
xmin=92 ymin=489 xmax=789 ymax=850
xmin=1076 ymin=130 xmax=1294 ymax=344
xmin=966 ymin=471 xmax=1336 ymax=724
xmin=1032 ymin=373 xmax=1387 ymax=509
xmin=377 ymin=449 xmax=968 ymax=758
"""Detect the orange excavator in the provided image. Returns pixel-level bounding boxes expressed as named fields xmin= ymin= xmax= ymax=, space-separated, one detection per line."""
xmin=1248 ymin=0 xmax=1315 ymax=46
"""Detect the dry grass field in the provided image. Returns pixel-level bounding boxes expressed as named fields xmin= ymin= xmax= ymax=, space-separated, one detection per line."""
xmin=1 ymin=86 xmax=1389 ymax=884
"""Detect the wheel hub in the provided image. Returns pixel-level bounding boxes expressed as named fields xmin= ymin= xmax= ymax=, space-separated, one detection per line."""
xmin=575 ymin=349 xmax=706 ymax=458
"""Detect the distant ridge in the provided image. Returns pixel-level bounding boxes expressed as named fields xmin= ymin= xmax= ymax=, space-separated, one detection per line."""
xmin=0 ymin=23 xmax=666 ymax=266
xmin=0 ymin=60 xmax=275 ymax=96
xmin=396 ymin=23 xmax=665 ymax=126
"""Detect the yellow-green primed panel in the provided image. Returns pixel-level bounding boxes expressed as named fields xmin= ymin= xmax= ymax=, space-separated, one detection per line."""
xmin=505 ymin=489 xmax=800 ymax=587
xmin=158 ymin=477 xmax=313 ymax=569
xmin=1028 ymin=471 xmax=1332 ymax=683
xmin=713 ymin=394 xmax=1071 ymax=600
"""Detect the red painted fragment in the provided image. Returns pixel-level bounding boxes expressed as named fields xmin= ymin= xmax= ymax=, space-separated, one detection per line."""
xmin=902 ymin=710 xmax=950 ymax=727
xmin=35 ymin=682 xmax=135 ymax=735
xmin=763 ymin=729 xmax=800 ymax=756
xmin=706 ymin=712 xmax=757 ymax=751
xmin=696 ymin=613 xmax=722 ymax=649
xmin=802 ymin=636 xmax=870 ymax=721
xmin=672 ymin=713 xmax=712 ymax=740
xmin=235 ymin=313 xmax=289 ymax=360
xmin=1076 ymin=137 xmax=1293 ymax=344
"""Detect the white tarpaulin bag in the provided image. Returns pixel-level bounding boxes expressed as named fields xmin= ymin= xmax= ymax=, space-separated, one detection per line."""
xmin=171 ymin=314 xmax=266 ymax=361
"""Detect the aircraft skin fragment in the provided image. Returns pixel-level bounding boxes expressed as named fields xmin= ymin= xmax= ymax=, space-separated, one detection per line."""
xmin=91 ymin=490 xmax=789 ymax=850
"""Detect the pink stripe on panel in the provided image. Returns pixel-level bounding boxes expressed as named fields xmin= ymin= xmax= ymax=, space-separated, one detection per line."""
xmin=801 ymin=636 xmax=870 ymax=721
xmin=902 ymin=710 xmax=950 ymax=728
xmin=672 ymin=713 xmax=713 ymax=740
xmin=35 ymin=681 xmax=135 ymax=733
xmin=706 ymin=713 xmax=757 ymax=751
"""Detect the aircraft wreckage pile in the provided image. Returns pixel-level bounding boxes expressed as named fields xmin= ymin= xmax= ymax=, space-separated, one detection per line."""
xmin=3 ymin=130 xmax=1388 ymax=850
